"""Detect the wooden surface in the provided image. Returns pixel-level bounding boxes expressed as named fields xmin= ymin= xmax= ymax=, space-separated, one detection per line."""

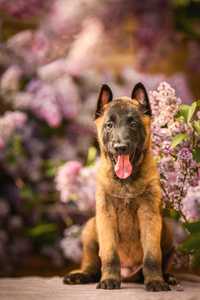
xmin=0 ymin=275 xmax=200 ymax=300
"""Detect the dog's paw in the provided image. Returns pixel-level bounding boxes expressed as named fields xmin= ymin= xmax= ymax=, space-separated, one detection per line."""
xmin=63 ymin=272 xmax=93 ymax=284
xmin=164 ymin=273 xmax=178 ymax=286
xmin=145 ymin=280 xmax=171 ymax=292
xmin=96 ymin=278 xmax=121 ymax=289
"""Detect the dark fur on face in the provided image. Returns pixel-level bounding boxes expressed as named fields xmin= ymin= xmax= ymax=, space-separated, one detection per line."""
xmin=102 ymin=100 xmax=146 ymax=175
xmin=95 ymin=82 xmax=151 ymax=180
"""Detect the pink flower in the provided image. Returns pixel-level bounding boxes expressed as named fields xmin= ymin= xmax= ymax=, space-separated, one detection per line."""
xmin=0 ymin=111 xmax=27 ymax=147
xmin=182 ymin=184 xmax=200 ymax=221
xmin=37 ymin=59 xmax=67 ymax=81
xmin=8 ymin=30 xmax=33 ymax=51
xmin=55 ymin=160 xmax=96 ymax=212
xmin=0 ymin=65 xmax=22 ymax=93
xmin=61 ymin=161 xmax=82 ymax=178
xmin=54 ymin=77 xmax=80 ymax=119
xmin=55 ymin=161 xmax=82 ymax=202
xmin=66 ymin=18 xmax=104 ymax=76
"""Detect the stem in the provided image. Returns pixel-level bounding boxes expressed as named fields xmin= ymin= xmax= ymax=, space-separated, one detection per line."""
xmin=160 ymin=172 xmax=171 ymax=203
xmin=160 ymin=181 xmax=171 ymax=204
xmin=178 ymin=160 xmax=189 ymax=223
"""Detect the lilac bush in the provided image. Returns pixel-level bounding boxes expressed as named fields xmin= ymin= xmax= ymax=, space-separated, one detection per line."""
xmin=150 ymin=82 xmax=200 ymax=221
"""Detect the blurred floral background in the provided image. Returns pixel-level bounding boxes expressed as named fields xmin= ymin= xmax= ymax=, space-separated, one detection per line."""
xmin=0 ymin=0 xmax=200 ymax=277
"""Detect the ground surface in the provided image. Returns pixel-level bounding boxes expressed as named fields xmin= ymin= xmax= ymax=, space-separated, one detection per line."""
xmin=0 ymin=274 xmax=200 ymax=300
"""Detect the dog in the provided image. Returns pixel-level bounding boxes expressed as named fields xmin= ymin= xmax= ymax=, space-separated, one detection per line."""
xmin=63 ymin=83 xmax=177 ymax=291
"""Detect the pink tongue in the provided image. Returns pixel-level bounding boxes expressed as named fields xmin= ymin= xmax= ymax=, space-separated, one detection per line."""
xmin=114 ymin=155 xmax=133 ymax=179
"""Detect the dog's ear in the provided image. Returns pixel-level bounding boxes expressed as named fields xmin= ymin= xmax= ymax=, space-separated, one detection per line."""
xmin=131 ymin=82 xmax=152 ymax=116
xmin=95 ymin=84 xmax=113 ymax=119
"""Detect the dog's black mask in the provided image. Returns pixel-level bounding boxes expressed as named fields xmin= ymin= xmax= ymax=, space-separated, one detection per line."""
xmin=102 ymin=101 xmax=146 ymax=179
xmin=95 ymin=83 xmax=151 ymax=180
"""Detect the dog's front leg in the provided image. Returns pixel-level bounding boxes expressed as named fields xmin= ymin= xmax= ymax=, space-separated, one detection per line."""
xmin=96 ymin=194 xmax=121 ymax=289
xmin=138 ymin=204 xmax=170 ymax=291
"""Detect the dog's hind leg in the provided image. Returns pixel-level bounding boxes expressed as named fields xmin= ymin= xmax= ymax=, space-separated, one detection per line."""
xmin=162 ymin=247 xmax=178 ymax=285
xmin=63 ymin=217 xmax=101 ymax=284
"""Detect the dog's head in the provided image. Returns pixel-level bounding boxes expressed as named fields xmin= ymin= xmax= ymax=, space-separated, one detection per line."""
xmin=95 ymin=82 xmax=152 ymax=180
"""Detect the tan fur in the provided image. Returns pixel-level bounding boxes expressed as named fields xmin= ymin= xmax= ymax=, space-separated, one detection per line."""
xmin=64 ymin=98 xmax=174 ymax=290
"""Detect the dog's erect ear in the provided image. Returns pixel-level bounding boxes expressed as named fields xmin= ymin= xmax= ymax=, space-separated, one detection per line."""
xmin=95 ymin=84 xmax=113 ymax=119
xmin=131 ymin=82 xmax=152 ymax=116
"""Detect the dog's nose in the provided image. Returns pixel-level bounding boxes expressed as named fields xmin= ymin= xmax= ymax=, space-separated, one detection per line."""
xmin=114 ymin=143 xmax=128 ymax=154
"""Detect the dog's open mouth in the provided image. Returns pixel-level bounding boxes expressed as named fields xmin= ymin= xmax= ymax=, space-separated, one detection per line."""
xmin=114 ymin=154 xmax=133 ymax=179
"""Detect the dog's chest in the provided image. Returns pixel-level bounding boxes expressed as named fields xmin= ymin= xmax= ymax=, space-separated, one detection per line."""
xmin=112 ymin=197 xmax=140 ymax=243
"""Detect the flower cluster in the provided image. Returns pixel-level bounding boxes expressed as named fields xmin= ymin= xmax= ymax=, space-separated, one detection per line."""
xmin=55 ymin=160 xmax=98 ymax=263
xmin=151 ymin=82 xmax=182 ymax=127
xmin=0 ymin=111 xmax=27 ymax=149
xmin=55 ymin=161 xmax=96 ymax=214
xmin=151 ymin=82 xmax=200 ymax=221
xmin=0 ymin=0 xmax=53 ymax=19
xmin=182 ymin=185 xmax=200 ymax=222
xmin=0 ymin=65 xmax=23 ymax=93
xmin=13 ymin=77 xmax=80 ymax=127
xmin=60 ymin=225 xmax=82 ymax=263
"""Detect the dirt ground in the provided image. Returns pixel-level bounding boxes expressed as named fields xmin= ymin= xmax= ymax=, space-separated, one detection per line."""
xmin=0 ymin=274 xmax=200 ymax=300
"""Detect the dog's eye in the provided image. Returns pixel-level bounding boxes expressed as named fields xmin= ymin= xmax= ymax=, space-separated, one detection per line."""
xmin=106 ymin=122 xmax=113 ymax=130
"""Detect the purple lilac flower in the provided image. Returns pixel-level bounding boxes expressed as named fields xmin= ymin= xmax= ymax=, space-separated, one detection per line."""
xmin=177 ymin=148 xmax=193 ymax=161
xmin=12 ymin=76 xmax=80 ymax=127
xmin=0 ymin=111 xmax=27 ymax=148
xmin=0 ymin=0 xmax=53 ymax=19
xmin=60 ymin=225 xmax=82 ymax=263
xmin=0 ymin=65 xmax=22 ymax=93
xmin=182 ymin=184 xmax=200 ymax=221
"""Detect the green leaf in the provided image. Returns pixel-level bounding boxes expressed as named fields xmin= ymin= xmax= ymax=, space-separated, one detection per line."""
xmin=176 ymin=104 xmax=190 ymax=123
xmin=170 ymin=209 xmax=181 ymax=221
xmin=86 ymin=146 xmax=97 ymax=166
xmin=45 ymin=166 xmax=57 ymax=177
xmin=171 ymin=133 xmax=188 ymax=148
xmin=184 ymin=221 xmax=200 ymax=234
xmin=172 ymin=0 xmax=190 ymax=7
xmin=190 ymin=252 xmax=200 ymax=269
xmin=187 ymin=101 xmax=197 ymax=123
xmin=179 ymin=233 xmax=200 ymax=253
xmin=26 ymin=223 xmax=58 ymax=246
xmin=27 ymin=223 xmax=57 ymax=237
xmin=20 ymin=186 xmax=34 ymax=200
xmin=193 ymin=147 xmax=200 ymax=163
xmin=193 ymin=120 xmax=200 ymax=135
xmin=196 ymin=100 xmax=200 ymax=107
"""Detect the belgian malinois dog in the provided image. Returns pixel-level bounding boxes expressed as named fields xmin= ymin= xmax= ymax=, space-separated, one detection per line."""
xmin=63 ymin=83 xmax=177 ymax=291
